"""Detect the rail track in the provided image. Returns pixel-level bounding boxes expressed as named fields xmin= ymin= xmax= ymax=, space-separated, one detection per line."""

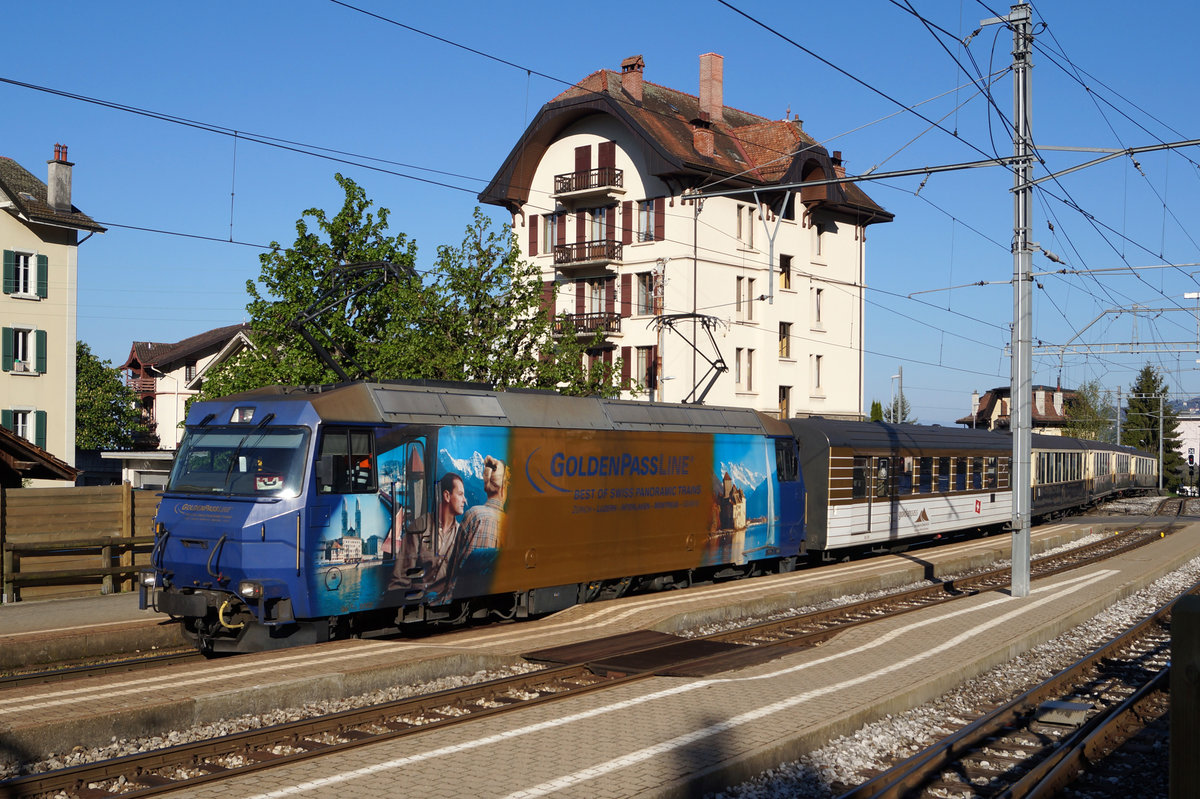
xmin=0 ymin=649 xmax=202 ymax=689
xmin=835 ymin=580 xmax=1186 ymax=799
xmin=0 ymin=515 xmax=1177 ymax=799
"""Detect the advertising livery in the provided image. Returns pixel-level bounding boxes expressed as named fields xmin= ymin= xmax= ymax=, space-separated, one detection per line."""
xmin=144 ymin=383 xmax=804 ymax=653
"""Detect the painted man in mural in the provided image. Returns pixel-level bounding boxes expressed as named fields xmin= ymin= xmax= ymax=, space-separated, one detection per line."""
xmin=459 ymin=456 xmax=508 ymax=553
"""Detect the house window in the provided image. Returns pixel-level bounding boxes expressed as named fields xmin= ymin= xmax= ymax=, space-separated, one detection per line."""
xmin=813 ymin=354 xmax=823 ymax=390
xmin=2 ymin=408 xmax=44 ymax=449
xmin=637 ymin=200 xmax=655 ymax=242
xmin=735 ymin=348 xmax=743 ymax=386
xmin=746 ymin=278 xmax=755 ymax=321
xmin=12 ymin=252 xmax=31 ymax=294
xmin=813 ymin=223 xmax=825 ymax=258
xmin=185 ymin=361 xmax=198 ymax=382
xmin=735 ymin=276 xmax=744 ymax=320
xmin=737 ymin=204 xmax=755 ymax=248
xmin=746 ymin=349 xmax=754 ymax=391
xmin=2 ymin=326 xmax=44 ymax=374
xmin=543 ymin=213 xmax=560 ymax=247
xmin=11 ymin=409 xmax=29 ymax=441
xmin=813 ymin=287 xmax=824 ymax=326
xmin=778 ymin=385 xmax=791 ymax=419
xmin=779 ymin=254 xmax=792 ymax=290
xmin=779 ymin=322 xmax=791 ymax=358
xmin=589 ymin=207 xmax=609 ymax=241
xmin=586 ymin=278 xmax=604 ymax=314
xmin=636 ymin=272 xmax=655 ymax=315
xmin=636 ymin=346 xmax=655 ymax=388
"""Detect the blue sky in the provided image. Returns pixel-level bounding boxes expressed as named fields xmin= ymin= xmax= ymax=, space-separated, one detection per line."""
xmin=6 ymin=1 xmax=1200 ymax=424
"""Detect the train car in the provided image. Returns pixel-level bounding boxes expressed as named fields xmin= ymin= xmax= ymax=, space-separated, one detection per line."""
xmin=141 ymin=382 xmax=805 ymax=654
xmin=787 ymin=419 xmax=1012 ymax=554
xmin=1030 ymin=434 xmax=1090 ymax=520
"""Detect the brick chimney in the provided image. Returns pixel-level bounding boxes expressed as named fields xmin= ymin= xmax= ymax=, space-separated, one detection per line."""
xmin=621 ymin=55 xmax=644 ymax=104
xmin=699 ymin=53 xmax=724 ymax=126
xmin=831 ymin=150 xmax=847 ymax=179
xmin=47 ymin=143 xmax=73 ymax=213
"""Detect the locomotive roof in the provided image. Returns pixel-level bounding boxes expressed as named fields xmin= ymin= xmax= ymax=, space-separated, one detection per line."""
xmin=200 ymin=381 xmax=793 ymax=437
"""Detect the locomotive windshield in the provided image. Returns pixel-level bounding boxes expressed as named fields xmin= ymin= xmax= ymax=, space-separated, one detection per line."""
xmin=167 ymin=426 xmax=311 ymax=498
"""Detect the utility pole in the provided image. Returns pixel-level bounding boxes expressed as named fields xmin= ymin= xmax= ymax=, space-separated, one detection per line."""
xmin=983 ymin=3 xmax=1033 ymax=597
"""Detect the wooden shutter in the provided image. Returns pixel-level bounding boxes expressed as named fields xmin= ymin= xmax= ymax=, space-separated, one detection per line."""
xmin=574 ymin=145 xmax=591 ymax=174
xmin=606 ymin=278 xmax=616 ymax=314
xmin=654 ymin=197 xmax=665 ymax=241
xmin=34 ymin=410 xmax=47 ymax=450
xmin=606 ymin=205 xmax=617 ymax=242
xmin=598 ymin=141 xmax=616 ymax=169
xmin=621 ymin=346 xmax=631 ymax=387
xmin=36 ymin=255 xmax=48 ymax=298
xmin=0 ymin=327 xmax=11 ymax=372
xmin=2 ymin=250 xmax=13 ymax=295
xmin=35 ymin=330 xmax=47 ymax=374
xmin=541 ymin=280 xmax=555 ymax=315
xmin=0 ymin=410 xmax=11 ymax=432
xmin=528 ymin=215 xmax=538 ymax=256
xmin=621 ymin=274 xmax=632 ymax=318
xmin=575 ymin=211 xmax=586 ymax=243
xmin=556 ymin=214 xmax=566 ymax=247
xmin=650 ymin=345 xmax=659 ymax=389
xmin=575 ymin=280 xmax=585 ymax=314
xmin=622 ymin=201 xmax=633 ymax=245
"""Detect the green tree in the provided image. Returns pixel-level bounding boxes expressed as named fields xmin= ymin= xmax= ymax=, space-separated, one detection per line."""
xmin=1122 ymin=364 xmax=1180 ymax=490
xmin=1062 ymin=379 xmax=1115 ymax=441
xmin=884 ymin=393 xmax=915 ymax=424
xmin=75 ymin=341 xmax=147 ymax=450
xmin=200 ymin=175 xmax=625 ymax=400
xmin=868 ymin=400 xmax=884 ymax=422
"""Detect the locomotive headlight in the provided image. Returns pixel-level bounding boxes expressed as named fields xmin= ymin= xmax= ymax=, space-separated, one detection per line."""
xmin=238 ymin=580 xmax=264 ymax=599
xmin=139 ymin=569 xmax=158 ymax=587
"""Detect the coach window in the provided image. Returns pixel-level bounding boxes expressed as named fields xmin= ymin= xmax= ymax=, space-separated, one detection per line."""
xmin=955 ymin=457 xmax=967 ymax=491
xmin=875 ymin=457 xmax=891 ymax=497
xmin=317 ymin=427 xmax=377 ymax=494
xmin=852 ymin=457 xmax=868 ymax=498
xmin=898 ymin=457 xmax=914 ymax=494
xmin=986 ymin=457 xmax=998 ymax=489
xmin=937 ymin=457 xmax=950 ymax=493
xmin=918 ymin=457 xmax=933 ymax=493
xmin=971 ymin=457 xmax=983 ymax=490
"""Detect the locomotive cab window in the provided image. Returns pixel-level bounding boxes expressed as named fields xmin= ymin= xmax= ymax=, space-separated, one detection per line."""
xmin=317 ymin=427 xmax=377 ymax=494
xmin=775 ymin=438 xmax=799 ymax=482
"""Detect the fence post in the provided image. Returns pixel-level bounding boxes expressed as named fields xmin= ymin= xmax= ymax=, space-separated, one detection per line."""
xmin=121 ymin=481 xmax=134 ymax=591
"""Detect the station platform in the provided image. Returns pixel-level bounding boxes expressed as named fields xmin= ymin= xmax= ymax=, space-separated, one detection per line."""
xmin=2 ymin=517 xmax=1192 ymax=798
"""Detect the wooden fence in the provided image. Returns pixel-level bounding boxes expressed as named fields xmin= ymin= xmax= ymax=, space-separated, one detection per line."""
xmin=0 ymin=484 xmax=161 ymax=602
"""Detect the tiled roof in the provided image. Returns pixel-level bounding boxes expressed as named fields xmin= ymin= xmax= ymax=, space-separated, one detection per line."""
xmin=0 ymin=424 xmax=77 ymax=484
xmin=957 ymin=385 xmax=1077 ymax=428
xmin=481 ymin=59 xmax=891 ymax=223
xmin=0 ymin=156 xmax=105 ymax=233
xmin=123 ymin=323 xmax=249 ymax=371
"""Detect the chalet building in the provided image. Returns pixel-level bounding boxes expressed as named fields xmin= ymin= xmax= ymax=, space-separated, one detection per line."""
xmin=957 ymin=385 xmax=1078 ymax=434
xmin=121 ymin=322 xmax=251 ymax=450
xmin=0 ymin=146 xmax=105 ymax=480
xmin=480 ymin=54 xmax=892 ymax=417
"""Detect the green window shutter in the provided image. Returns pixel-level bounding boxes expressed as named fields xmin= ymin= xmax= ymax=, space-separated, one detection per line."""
xmin=34 ymin=410 xmax=47 ymax=450
xmin=0 ymin=410 xmax=11 ymax=431
xmin=2 ymin=250 xmax=14 ymax=295
xmin=1 ymin=327 xmax=12 ymax=372
xmin=36 ymin=255 xmax=48 ymax=299
xmin=35 ymin=330 xmax=47 ymax=374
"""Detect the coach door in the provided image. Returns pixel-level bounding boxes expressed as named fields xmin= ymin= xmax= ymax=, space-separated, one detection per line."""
xmin=868 ymin=456 xmax=897 ymax=536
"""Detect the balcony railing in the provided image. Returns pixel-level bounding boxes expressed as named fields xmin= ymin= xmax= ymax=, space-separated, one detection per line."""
xmin=553 ymin=312 xmax=621 ymax=337
xmin=553 ymin=240 xmax=623 ymax=268
xmin=554 ymin=166 xmax=623 ymax=195
xmin=128 ymin=375 xmax=156 ymax=393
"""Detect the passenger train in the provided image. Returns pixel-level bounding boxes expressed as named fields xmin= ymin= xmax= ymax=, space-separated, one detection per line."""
xmin=140 ymin=382 xmax=1156 ymax=654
